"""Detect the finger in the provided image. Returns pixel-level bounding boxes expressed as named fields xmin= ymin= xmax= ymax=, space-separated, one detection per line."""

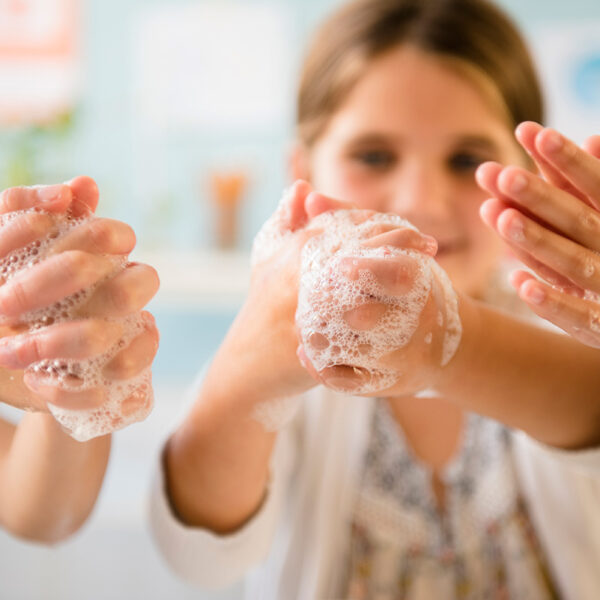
xmin=480 ymin=197 xmax=511 ymax=229
xmin=305 ymin=191 xmax=357 ymax=219
xmin=509 ymin=269 xmax=536 ymax=289
xmin=481 ymin=200 xmax=585 ymax=294
xmin=481 ymin=199 xmax=582 ymax=293
xmin=476 ymin=162 xmax=545 ymax=226
xmin=296 ymin=344 xmax=321 ymax=381
xmin=495 ymin=165 xmax=600 ymax=251
xmin=511 ymin=274 xmax=600 ymax=349
xmin=343 ymin=302 xmax=388 ymax=330
xmin=67 ymin=176 xmax=99 ymax=217
xmin=476 ymin=161 xmax=518 ymax=206
xmin=318 ymin=363 xmax=370 ymax=392
xmin=496 ymin=208 xmax=600 ymax=293
xmin=515 ymin=122 xmax=586 ymax=202
xmin=0 ymin=320 xmax=123 ymax=369
xmin=509 ymin=255 xmax=584 ymax=295
xmin=118 ymin=381 xmax=154 ymax=418
xmin=280 ymin=180 xmax=312 ymax=231
xmin=508 ymin=238 xmax=583 ymax=295
xmin=339 ymin=255 xmax=419 ymax=296
xmin=583 ymin=135 xmax=600 ymax=159
xmin=0 ymin=184 xmax=72 ymax=215
xmin=102 ymin=319 xmax=159 ymax=380
xmin=76 ymin=263 xmax=160 ymax=318
xmin=0 ymin=211 xmax=57 ymax=258
xmin=361 ymin=227 xmax=438 ymax=256
xmin=515 ymin=121 xmax=588 ymax=204
xmin=0 ymin=251 xmax=116 ymax=319
xmin=23 ymin=375 xmax=106 ymax=410
xmin=46 ymin=218 xmax=136 ymax=257
xmin=534 ymin=128 xmax=600 ymax=209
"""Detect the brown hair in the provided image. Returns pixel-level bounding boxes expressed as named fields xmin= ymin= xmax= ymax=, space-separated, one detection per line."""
xmin=296 ymin=0 xmax=544 ymax=147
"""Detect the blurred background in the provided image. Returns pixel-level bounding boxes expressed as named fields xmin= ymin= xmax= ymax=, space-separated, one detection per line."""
xmin=0 ymin=0 xmax=598 ymax=598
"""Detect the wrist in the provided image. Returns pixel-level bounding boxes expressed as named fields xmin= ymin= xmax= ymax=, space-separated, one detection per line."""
xmin=208 ymin=304 xmax=314 ymax=409
xmin=434 ymin=293 xmax=482 ymax=397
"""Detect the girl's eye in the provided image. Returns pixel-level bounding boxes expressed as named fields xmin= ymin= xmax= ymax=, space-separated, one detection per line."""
xmin=448 ymin=152 xmax=485 ymax=173
xmin=353 ymin=150 xmax=396 ymax=169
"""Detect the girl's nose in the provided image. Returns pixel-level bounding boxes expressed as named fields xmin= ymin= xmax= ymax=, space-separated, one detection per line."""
xmin=389 ymin=165 xmax=452 ymax=225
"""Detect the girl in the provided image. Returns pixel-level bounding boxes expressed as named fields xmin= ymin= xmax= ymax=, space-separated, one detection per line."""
xmin=0 ymin=177 xmax=159 ymax=543
xmin=151 ymin=0 xmax=600 ymax=598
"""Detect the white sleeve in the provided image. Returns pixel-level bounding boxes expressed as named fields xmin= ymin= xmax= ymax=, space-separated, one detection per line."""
xmin=512 ymin=431 xmax=600 ymax=599
xmin=513 ymin=430 xmax=600 ymax=475
xmin=148 ymin=419 xmax=298 ymax=589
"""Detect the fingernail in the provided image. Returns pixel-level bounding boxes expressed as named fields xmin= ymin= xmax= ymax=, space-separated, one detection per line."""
xmin=509 ymin=173 xmax=527 ymax=193
xmin=524 ymin=283 xmax=545 ymax=304
xmin=36 ymin=185 xmax=65 ymax=203
xmin=338 ymin=259 xmax=359 ymax=281
xmin=323 ymin=376 xmax=359 ymax=391
xmin=421 ymin=235 xmax=438 ymax=255
xmin=543 ymin=131 xmax=563 ymax=154
xmin=507 ymin=217 xmax=525 ymax=242
xmin=0 ymin=339 xmax=18 ymax=367
xmin=23 ymin=373 xmax=42 ymax=392
xmin=296 ymin=346 xmax=309 ymax=369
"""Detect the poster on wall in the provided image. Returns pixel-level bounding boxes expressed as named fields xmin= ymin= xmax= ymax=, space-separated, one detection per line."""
xmin=132 ymin=2 xmax=293 ymax=134
xmin=531 ymin=22 xmax=600 ymax=144
xmin=0 ymin=0 xmax=80 ymax=125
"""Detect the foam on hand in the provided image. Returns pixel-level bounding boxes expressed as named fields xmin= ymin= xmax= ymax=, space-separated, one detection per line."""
xmin=0 ymin=209 xmax=153 ymax=442
xmin=294 ymin=210 xmax=461 ymax=394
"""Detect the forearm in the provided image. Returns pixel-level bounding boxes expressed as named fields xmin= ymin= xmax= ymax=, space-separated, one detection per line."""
xmin=164 ymin=309 xmax=297 ymax=534
xmin=0 ymin=413 xmax=110 ymax=544
xmin=165 ymin=372 xmax=277 ymax=534
xmin=439 ymin=296 xmax=600 ymax=449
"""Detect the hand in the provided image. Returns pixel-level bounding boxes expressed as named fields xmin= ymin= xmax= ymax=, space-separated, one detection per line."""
xmin=477 ymin=122 xmax=600 ymax=348
xmin=240 ymin=181 xmax=440 ymax=402
xmin=293 ymin=200 xmax=458 ymax=398
xmin=0 ymin=178 xmax=159 ymax=414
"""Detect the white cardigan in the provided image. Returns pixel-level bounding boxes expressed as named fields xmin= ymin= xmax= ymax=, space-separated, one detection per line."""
xmin=149 ymin=387 xmax=600 ymax=599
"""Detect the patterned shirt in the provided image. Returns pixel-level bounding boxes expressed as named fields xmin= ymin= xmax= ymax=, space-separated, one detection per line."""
xmin=342 ymin=400 xmax=558 ymax=599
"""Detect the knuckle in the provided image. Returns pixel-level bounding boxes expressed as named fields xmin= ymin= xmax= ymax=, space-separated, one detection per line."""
xmin=142 ymin=264 xmax=160 ymax=294
xmin=526 ymin=223 xmax=543 ymax=249
xmin=60 ymin=250 xmax=94 ymax=285
xmin=9 ymin=279 xmax=30 ymax=314
xmin=78 ymin=323 xmax=103 ymax=355
xmin=568 ymin=247 xmax=593 ymax=277
xmin=108 ymin=351 xmax=135 ymax=379
xmin=524 ymin=177 xmax=545 ymax=209
xmin=588 ymin=309 xmax=600 ymax=334
xmin=576 ymin=207 xmax=600 ymax=238
xmin=86 ymin=219 xmax=116 ymax=252
xmin=0 ymin=188 xmax=22 ymax=212
xmin=108 ymin=282 xmax=135 ymax=313
xmin=28 ymin=335 xmax=45 ymax=363
xmin=82 ymin=320 xmax=118 ymax=354
xmin=18 ymin=211 xmax=44 ymax=234
xmin=560 ymin=141 xmax=578 ymax=167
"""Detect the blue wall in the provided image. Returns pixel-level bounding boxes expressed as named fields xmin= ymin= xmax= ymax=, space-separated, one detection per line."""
xmin=2 ymin=0 xmax=597 ymax=254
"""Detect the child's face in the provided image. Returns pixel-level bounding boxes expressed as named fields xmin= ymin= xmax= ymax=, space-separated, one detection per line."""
xmin=302 ymin=45 xmax=526 ymax=298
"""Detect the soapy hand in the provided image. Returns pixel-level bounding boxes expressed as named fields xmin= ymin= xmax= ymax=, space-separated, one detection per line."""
xmin=294 ymin=206 xmax=461 ymax=397
xmin=477 ymin=122 xmax=600 ymax=348
xmin=0 ymin=178 xmax=159 ymax=439
xmin=245 ymin=181 xmax=440 ymax=407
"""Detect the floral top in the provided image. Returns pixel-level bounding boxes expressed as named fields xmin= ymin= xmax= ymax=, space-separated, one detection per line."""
xmin=342 ymin=400 xmax=558 ymax=599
